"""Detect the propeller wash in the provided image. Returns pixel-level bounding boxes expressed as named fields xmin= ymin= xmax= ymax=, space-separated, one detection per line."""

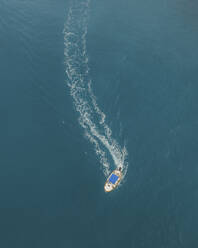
xmin=64 ymin=0 xmax=128 ymax=182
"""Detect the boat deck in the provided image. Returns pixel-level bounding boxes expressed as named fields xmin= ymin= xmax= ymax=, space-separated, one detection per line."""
xmin=104 ymin=169 xmax=122 ymax=192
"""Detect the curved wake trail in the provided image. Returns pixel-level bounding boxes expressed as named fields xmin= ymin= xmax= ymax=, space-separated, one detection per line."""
xmin=64 ymin=0 xmax=128 ymax=178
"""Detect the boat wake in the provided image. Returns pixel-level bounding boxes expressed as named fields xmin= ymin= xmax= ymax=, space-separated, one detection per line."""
xmin=64 ymin=0 xmax=128 ymax=178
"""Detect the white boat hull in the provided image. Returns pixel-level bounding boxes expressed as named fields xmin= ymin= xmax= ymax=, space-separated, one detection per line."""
xmin=104 ymin=169 xmax=122 ymax=192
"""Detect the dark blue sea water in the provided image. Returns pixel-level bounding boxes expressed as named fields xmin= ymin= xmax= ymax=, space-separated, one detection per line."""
xmin=1 ymin=0 xmax=198 ymax=247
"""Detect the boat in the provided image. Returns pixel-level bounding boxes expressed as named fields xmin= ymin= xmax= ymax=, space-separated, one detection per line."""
xmin=104 ymin=167 xmax=122 ymax=192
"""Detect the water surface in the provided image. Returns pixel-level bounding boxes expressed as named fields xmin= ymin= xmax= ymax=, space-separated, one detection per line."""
xmin=0 ymin=0 xmax=198 ymax=247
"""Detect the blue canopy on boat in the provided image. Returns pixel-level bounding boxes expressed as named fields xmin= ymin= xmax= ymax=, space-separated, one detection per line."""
xmin=109 ymin=174 xmax=119 ymax=184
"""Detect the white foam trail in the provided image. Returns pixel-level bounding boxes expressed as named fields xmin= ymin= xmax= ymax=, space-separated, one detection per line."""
xmin=64 ymin=0 xmax=128 ymax=178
